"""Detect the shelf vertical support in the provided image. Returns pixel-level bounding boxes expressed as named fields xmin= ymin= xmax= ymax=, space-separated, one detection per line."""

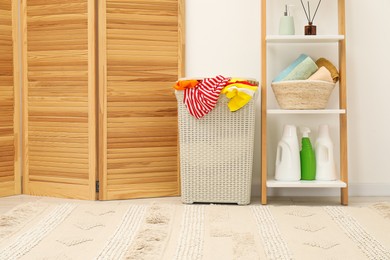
xmin=261 ymin=0 xmax=267 ymax=204
xmin=338 ymin=0 xmax=348 ymax=205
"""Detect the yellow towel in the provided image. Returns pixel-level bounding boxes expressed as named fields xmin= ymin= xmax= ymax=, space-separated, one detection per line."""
xmin=308 ymin=66 xmax=333 ymax=83
xmin=228 ymin=78 xmax=251 ymax=83
xmin=315 ymin=58 xmax=339 ymax=83
xmin=221 ymin=83 xmax=257 ymax=112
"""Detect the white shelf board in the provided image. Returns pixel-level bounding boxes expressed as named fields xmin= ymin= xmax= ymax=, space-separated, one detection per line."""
xmin=267 ymin=109 xmax=346 ymax=114
xmin=266 ymin=35 xmax=345 ymax=43
xmin=267 ymin=179 xmax=347 ymax=188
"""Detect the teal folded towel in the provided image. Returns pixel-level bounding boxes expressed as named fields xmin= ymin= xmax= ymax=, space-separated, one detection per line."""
xmin=273 ymin=54 xmax=318 ymax=82
xmin=273 ymin=54 xmax=307 ymax=82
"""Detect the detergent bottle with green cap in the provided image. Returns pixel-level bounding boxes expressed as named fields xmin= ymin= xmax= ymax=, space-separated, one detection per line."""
xmin=300 ymin=127 xmax=316 ymax=180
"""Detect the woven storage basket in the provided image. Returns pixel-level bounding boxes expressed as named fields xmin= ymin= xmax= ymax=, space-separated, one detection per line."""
xmin=176 ymin=86 xmax=257 ymax=205
xmin=271 ymin=80 xmax=335 ymax=109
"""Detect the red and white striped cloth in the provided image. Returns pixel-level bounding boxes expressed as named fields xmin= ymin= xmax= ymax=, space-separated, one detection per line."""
xmin=183 ymin=75 xmax=230 ymax=119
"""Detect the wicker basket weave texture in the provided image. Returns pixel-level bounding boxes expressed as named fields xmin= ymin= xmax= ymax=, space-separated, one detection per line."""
xmin=176 ymin=90 xmax=257 ymax=205
xmin=271 ymin=80 xmax=335 ymax=109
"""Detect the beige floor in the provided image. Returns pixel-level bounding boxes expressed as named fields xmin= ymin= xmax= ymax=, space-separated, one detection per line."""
xmin=1 ymin=194 xmax=390 ymax=214
xmin=1 ymin=194 xmax=390 ymax=259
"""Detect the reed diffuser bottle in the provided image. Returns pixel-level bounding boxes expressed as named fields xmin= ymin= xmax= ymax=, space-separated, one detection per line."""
xmin=300 ymin=0 xmax=322 ymax=35
xmin=305 ymin=22 xmax=316 ymax=36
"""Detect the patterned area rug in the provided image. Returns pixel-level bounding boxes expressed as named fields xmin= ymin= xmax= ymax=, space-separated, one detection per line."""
xmin=0 ymin=199 xmax=390 ymax=260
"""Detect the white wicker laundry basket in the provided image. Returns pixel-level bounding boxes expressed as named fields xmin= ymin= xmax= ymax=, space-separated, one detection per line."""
xmin=176 ymin=85 xmax=258 ymax=205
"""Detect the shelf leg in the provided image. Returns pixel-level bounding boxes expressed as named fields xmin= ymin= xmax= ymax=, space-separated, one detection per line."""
xmin=260 ymin=0 xmax=267 ymax=206
xmin=261 ymin=188 xmax=267 ymax=205
xmin=341 ymin=187 xmax=348 ymax=205
xmin=339 ymin=0 xmax=348 ymax=207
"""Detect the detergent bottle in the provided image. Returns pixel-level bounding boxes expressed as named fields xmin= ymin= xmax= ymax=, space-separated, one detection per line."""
xmin=300 ymin=127 xmax=316 ymax=180
xmin=275 ymin=125 xmax=300 ymax=181
xmin=315 ymin=124 xmax=338 ymax=180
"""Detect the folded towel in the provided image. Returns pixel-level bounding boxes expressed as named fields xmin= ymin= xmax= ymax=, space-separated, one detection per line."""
xmin=273 ymin=54 xmax=318 ymax=82
xmin=273 ymin=54 xmax=308 ymax=82
xmin=282 ymin=56 xmax=318 ymax=81
xmin=315 ymin=58 xmax=339 ymax=83
xmin=308 ymin=66 xmax=333 ymax=83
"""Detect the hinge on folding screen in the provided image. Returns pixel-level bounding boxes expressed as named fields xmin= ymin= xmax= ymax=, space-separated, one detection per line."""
xmin=96 ymin=181 xmax=100 ymax=192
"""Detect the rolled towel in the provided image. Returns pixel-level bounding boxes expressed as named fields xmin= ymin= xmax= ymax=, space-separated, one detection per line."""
xmin=308 ymin=66 xmax=333 ymax=83
xmin=273 ymin=54 xmax=308 ymax=82
xmin=273 ymin=54 xmax=318 ymax=82
xmin=282 ymin=56 xmax=318 ymax=81
xmin=315 ymin=58 xmax=339 ymax=83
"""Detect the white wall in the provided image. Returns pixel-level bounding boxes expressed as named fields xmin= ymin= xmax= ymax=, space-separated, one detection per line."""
xmin=185 ymin=0 xmax=390 ymax=196
xmin=346 ymin=0 xmax=390 ymax=195
xmin=185 ymin=0 xmax=262 ymax=194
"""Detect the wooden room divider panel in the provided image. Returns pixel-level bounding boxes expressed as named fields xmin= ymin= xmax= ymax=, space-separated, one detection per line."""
xmin=0 ymin=0 xmax=21 ymax=197
xmin=98 ymin=0 xmax=185 ymax=200
xmin=22 ymin=0 xmax=96 ymax=199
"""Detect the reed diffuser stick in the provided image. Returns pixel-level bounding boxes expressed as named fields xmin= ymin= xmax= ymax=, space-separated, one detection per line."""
xmin=311 ymin=0 xmax=322 ymax=23
xmin=300 ymin=0 xmax=310 ymax=22
xmin=300 ymin=0 xmax=322 ymax=23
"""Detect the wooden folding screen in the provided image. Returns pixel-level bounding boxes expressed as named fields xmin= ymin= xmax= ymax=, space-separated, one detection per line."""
xmin=22 ymin=0 xmax=96 ymax=199
xmin=99 ymin=0 xmax=185 ymax=200
xmin=0 ymin=0 xmax=21 ymax=197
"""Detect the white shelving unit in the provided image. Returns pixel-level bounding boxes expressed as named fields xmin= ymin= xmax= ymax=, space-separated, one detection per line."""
xmin=267 ymin=109 xmax=346 ymax=115
xmin=261 ymin=0 xmax=348 ymax=205
xmin=266 ymin=35 xmax=344 ymax=43
xmin=267 ymin=179 xmax=347 ymax=188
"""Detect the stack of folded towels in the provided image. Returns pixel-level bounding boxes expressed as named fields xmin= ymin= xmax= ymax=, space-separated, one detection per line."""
xmin=273 ymin=54 xmax=339 ymax=84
